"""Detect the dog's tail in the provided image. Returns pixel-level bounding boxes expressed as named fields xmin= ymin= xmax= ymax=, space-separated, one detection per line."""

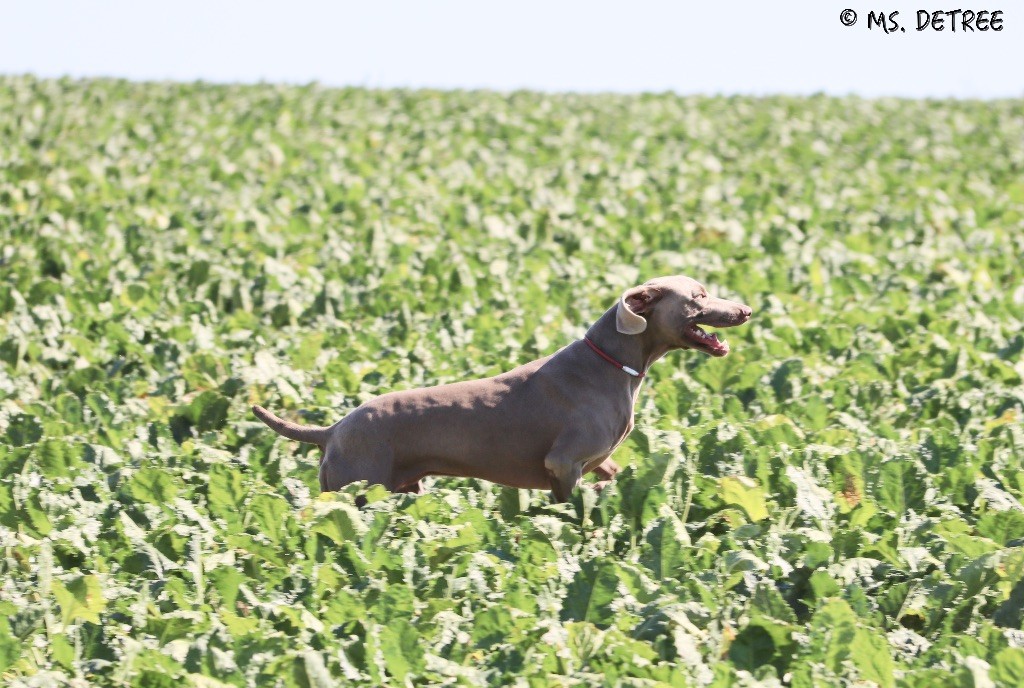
xmin=252 ymin=405 xmax=330 ymax=448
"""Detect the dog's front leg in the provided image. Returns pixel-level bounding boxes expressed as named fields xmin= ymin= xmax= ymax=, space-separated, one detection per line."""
xmin=590 ymin=458 xmax=620 ymax=493
xmin=544 ymin=453 xmax=584 ymax=503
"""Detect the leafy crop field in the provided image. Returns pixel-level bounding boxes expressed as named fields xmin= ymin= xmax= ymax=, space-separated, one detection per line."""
xmin=2 ymin=76 xmax=1024 ymax=686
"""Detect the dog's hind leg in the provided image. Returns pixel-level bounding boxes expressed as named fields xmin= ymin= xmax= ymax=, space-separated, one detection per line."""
xmin=318 ymin=454 xmax=348 ymax=493
xmin=396 ymin=480 xmax=425 ymax=495
xmin=318 ymin=444 xmax=396 ymax=494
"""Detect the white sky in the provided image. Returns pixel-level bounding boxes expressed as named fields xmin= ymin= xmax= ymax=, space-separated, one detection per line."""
xmin=1 ymin=1 xmax=1020 ymax=98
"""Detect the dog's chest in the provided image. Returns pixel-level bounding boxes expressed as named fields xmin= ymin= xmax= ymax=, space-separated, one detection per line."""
xmin=620 ymin=416 xmax=635 ymax=443
xmin=604 ymin=409 xmax=635 ymax=453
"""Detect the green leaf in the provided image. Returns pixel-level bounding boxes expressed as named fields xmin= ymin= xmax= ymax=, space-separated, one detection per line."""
xmin=876 ymin=460 xmax=926 ymax=516
xmin=0 ymin=617 xmax=22 ymax=672
xmin=187 ymin=391 xmax=231 ymax=432
xmin=750 ymin=583 xmax=797 ymax=625
xmin=32 ymin=439 xmax=81 ymax=477
xmin=561 ymin=561 xmax=621 ymax=627
xmin=728 ymin=624 xmax=776 ymax=671
xmin=52 ymin=575 xmax=106 ymax=626
xmin=991 ymin=648 xmax=1024 ymax=686
xmin=207 ymin=464 xmax=246 ymax=521
xmin=50 ymin=632 xmax=74 ymax=669
xmin=291 ymin=333 xmax=325 ymax=371
xmin=209 ymin=565 xmax=247 ymax=611
xmin=249 ymin=493 xmax=290 ymax=544
xmin=373 ymin=619 xmax=424 ymax=681
xmin=182 ymin=352 xmax=224 ymax=390
xmin=805 ymin=600 xmax=894 ymax=688
xmin=616 ymin=452 xmax=675 ymax=529
xmin=720 ymin=476 xmax=769 ymax=521
xmin=6 ymin=414 xmax=42 ymax=447
xmin=128 ymin=467 xmax=179 ymax=505
xmin=310 ymin=503 xmax=368 ymax=545
xmin=640 ymin=509 xmax=690 ymax=579
xmin=471 ymin=607 xmax=517 ymax=648
xmin=498 ymin=486 xmax=530 ymax=520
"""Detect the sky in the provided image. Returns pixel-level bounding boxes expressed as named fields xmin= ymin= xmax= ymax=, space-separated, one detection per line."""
xmin=1 ymin=1 xmax=1020 ymax=98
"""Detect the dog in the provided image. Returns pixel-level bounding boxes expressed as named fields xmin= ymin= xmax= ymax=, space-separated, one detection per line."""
xmin=253 ymin=275 xmax=752 ymax=502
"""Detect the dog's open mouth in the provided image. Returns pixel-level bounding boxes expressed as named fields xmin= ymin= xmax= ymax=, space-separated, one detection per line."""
xmin=682 ymin=323 xmax=730 ymax=357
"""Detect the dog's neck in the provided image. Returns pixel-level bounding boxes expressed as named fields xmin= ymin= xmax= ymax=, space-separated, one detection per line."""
xmin=584 ymin=307 xmax=671 ymax=381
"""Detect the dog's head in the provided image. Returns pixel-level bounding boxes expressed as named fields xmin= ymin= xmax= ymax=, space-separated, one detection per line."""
xmin=615 ymin=275 xmax=752 ymax=357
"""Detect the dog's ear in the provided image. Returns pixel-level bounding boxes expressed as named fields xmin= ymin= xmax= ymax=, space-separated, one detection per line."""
xmin=616 ymin=285 xmax=661 ymax=334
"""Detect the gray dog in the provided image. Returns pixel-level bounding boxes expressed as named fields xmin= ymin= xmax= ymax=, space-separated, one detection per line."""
xmin=254 ymin=275 xmax=751 ymax=501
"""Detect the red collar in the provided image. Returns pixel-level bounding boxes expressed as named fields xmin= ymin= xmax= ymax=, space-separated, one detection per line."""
xmin=583 ymin=336 xmax=645 ymax=378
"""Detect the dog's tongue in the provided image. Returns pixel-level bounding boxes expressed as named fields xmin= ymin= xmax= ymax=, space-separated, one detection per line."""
xmin=687 ymin=324 xmax=730 ymax=355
